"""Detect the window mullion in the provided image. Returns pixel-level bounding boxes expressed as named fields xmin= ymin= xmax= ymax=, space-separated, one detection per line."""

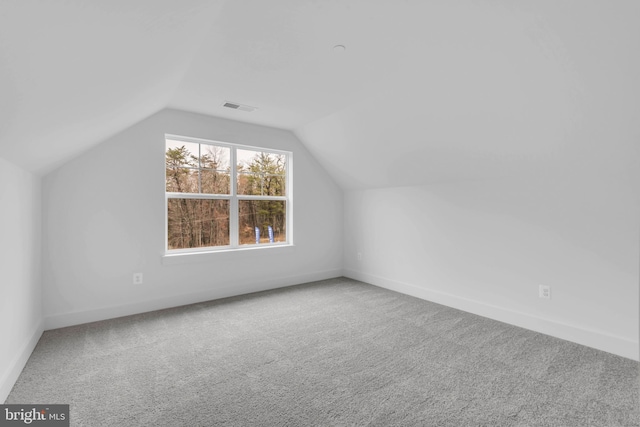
xmin=237 ymin=195 xmax=286 ymax=201
xmin=167 ymin=192 xmax=229 ymax=200
xmin=198 ymin=143 xmax=202 ymax=194
xmin=230 ymin=147 xmax=239 ymax=247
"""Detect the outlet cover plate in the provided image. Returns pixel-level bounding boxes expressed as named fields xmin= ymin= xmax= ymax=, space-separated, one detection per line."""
xmin=133 ymin=273 xmax=143 ymax=285
xmin=539 ymin=285 xmax=551 ymax=299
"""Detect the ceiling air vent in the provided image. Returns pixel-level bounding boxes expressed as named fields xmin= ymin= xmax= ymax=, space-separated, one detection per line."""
xmin=222 ymin=101 xmax=257 ymax=112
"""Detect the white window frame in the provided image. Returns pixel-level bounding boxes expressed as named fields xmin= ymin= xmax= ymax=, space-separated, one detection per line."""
xmin=165 ymin=134 xmax=293 ymax=254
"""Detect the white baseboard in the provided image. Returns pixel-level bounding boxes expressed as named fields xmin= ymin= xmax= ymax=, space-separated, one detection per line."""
xmin=0 ymin=320 xmax=44 ymax=403
xmin=44 ymin=269 xmax=343 ymax=330
xmin=345 ymin=269 xmax=639 ymax=361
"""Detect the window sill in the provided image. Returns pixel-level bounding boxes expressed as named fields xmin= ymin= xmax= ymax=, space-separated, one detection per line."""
xmin=162 ymin=243 xmax=295 ymax=266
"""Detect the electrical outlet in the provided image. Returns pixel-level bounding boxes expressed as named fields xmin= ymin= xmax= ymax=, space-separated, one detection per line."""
xmin=539 ymin=285 xmax=551 ymax=299
xmin=357 ymin=252 xmax=362 ymax=261
xmin=133 ymin=273 xmax=143 ymax=285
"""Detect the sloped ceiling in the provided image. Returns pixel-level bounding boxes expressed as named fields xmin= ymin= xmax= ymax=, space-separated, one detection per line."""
xmin=0 ymin=0 xmax=222 ymax=173
xmin=1 ymin=1 xmax=638 ymax=187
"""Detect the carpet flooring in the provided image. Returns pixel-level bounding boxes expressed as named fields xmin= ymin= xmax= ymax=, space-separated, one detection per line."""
xmin=6 ymin=277 xmax=639 ymax=426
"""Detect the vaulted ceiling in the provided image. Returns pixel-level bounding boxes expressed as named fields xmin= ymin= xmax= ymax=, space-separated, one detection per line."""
xmin=1 ymin=0 xmax=638 ymax=188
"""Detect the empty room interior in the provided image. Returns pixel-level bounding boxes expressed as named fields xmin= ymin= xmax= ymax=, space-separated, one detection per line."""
xmin=1 ymin=1 xmax=639 ymax=426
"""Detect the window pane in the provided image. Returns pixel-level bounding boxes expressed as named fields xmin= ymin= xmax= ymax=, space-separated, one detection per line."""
xmin=166 ymin=167 xmax=199 ymax=193
xmin=237 ymin=150 xmax=286 ymax=196
xmin=166 ymin=140 xmax=199 ymax=168
xmin=167 ymin=199 xmax=230 ymax=249
xmin=201 ymin=170 xmax=230 ymax=194
xmin=238 ymin=200 xmax=286 ymax=245
xmin=166 ymin=140 xmax=199 ymax=192
xmin=200 ymin=144 xmax=230 ymax=170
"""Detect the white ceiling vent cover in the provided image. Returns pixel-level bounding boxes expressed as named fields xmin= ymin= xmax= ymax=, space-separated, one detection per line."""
xmin=222 ymin=101 xmax=257 ymax=112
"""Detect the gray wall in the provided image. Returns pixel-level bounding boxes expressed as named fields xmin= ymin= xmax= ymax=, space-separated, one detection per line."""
xmin=0 ymin=156 xmax=42 ymax=401
xmin=42 ymin=109 xmax=343 ymax=328
xmin=344 ymin=144 xmax=639 ymax=359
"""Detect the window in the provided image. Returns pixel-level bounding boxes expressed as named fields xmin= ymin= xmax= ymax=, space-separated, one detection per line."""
xmin=165 ymin=135 xmax=291 ymax=253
